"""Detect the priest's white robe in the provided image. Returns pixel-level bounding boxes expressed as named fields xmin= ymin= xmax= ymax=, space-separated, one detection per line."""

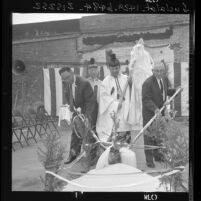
xmin=96 ymin=74 xmax=132 ymax=142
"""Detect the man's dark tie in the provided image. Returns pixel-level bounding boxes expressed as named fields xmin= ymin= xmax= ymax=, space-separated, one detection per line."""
xmin=69 ymin=84 xmax=74 ymax=112
xmin=159 ymin=79 xmax=164 ymax=98
xmin=94 ymin=85 xmax=98 ymax=100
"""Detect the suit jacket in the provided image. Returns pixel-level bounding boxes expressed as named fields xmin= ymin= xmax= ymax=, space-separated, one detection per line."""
xmin=63 ymin=75 xmax=96 ymax=123
xmin=142 ymin=75 xmax=176 ymax=126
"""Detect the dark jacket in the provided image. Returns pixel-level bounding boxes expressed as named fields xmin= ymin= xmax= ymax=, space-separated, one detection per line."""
xmin=63 ymin=75 xmax=96 ymax=123
xmin=142 ymin=75 xmax=175 ymax=126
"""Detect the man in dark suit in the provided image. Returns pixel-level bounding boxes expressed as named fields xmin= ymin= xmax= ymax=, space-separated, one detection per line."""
xmin=87 ymin=58 xmax=102 ymax=130
xmin=59 ymin=67 xmax=96 ymax=164
xmin=142 ymin=61 xmax=177 ymax=168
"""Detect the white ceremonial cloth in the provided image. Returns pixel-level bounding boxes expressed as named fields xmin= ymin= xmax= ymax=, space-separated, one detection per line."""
xmin=58 ymin=105 xmax=73 ymax=126
xmin=128 ymin=44 xmax=154 ymax=129
xmin=62 ymin=163 xmax=166 ymax=192
xmin=96 ymin=74 xmax=132 ymax=142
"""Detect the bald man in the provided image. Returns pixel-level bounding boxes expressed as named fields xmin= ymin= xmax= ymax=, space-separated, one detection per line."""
xmin=142 ymin=61 xmax=177 ymax=168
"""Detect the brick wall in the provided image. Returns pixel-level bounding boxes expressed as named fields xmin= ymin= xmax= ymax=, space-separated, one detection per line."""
xmin=13 ymin=38 xmax=78 ymax=63
xmin=80 ymin=14 xmax=189 ymax=33
xmin=12 ymin=37 xmax=79 ymax=113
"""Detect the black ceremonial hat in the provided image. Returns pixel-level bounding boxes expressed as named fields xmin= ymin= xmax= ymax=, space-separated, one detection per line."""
xmin=88 ymin=58 xmax=98 ymax=69
xmin=108 ymin=54 xmax=120 ymax=67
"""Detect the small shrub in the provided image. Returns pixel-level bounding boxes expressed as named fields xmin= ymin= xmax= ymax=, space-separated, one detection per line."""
xmin=144 ymin=109 xmax=189 ymax=191
xmin=37 ymin=132 xmax=65 ymax=191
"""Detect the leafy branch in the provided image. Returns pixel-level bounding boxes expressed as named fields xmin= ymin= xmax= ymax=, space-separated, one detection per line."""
xmin=37 ymin=132 xmax=65 ymax=191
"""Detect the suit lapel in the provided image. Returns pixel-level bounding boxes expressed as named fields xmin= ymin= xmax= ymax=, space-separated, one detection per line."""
xmin=74 ymin=76 xmax=79 ymax=104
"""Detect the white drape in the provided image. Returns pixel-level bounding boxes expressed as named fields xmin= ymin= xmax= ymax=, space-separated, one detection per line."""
xmin=128 ymin=42 xmax=154 ymax=129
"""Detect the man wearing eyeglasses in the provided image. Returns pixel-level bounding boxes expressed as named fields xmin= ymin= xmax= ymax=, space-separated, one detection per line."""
xmin=142 ymin=61 xmax=178 ymax=168
xmin=59 ymin=67 xmax=96 ymax=165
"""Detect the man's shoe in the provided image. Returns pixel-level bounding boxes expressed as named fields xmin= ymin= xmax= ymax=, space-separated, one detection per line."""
xmin=64 ymin=155 xmax=76 ymax=165
xmin=155 ymin=157 xmax=165 ymax=163
xmin=147 ymin=162 xmax=155 ymax=168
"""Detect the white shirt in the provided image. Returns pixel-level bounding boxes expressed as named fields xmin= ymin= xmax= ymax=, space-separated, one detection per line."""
xmin=88 ymin=77 xmax=102 ymax=89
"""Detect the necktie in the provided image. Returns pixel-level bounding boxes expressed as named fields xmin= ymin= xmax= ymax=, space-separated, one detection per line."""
xmin=159 ymin=79 xmax=164 ymax=99
xmin=94 ymin=85 xmax=98 ymax=100
xmin=69 ymin=84 xmax=74 ymax=112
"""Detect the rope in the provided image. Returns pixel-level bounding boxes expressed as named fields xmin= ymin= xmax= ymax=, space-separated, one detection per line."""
xmin=131 ymin=145 xmax=166 ymax=150
xmin=93 ymin=138 xmax=165 ymax=150
xmin=46 ymin=167 xmax=184 ymax=190
xmin=89 ymin=136 xmax=166 ymax=150
xmin=72 ymin=113 xmax=85 ymax=139
xmin=66 ymin=151 xmax=86 ymax=169
xmin=67 ymin=166 xmax=185 ymax=176
xmin=90 ymin=132 xmax=109 ymax=150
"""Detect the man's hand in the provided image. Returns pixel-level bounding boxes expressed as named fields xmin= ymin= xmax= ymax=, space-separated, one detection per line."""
xmin=163 ymin=100 xmax=171 ymax=106
xmin=155 ymin=108 xmax=161 ymax=116
xmin=85 ymin=117 xmax=91 ymax=129
xmin=175 ymin=86 xmax=183 ymax=92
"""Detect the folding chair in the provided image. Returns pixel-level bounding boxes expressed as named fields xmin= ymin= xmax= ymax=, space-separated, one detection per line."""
xmin=12 ymin=110 xmax=37 ymax=146
xmin=12 ymin=113 xmax=29 ymax=148
xmin=36 ymin=106 xmax=60 ymax=136
xmin=44 ymin=113 xmax=60 ymax=136
xmin=27 ymin=108 xmax=47 ymax=139
xmin=35 ymin=107 xmax=51 ymax=136
xmin=22 ymin=113 xmax=38 ymax=143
